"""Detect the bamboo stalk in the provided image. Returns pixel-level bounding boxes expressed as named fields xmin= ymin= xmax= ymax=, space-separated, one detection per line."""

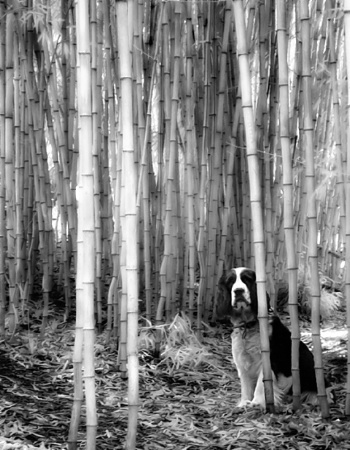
xmin=5 ymin=11 xmax=17 ymax=336
xmin=276 ymin=0 xmax=301 ymax=411
xmin=258 ymin=1 xmax=274 ymax=302
xmin=156 ymin=1 xmax=182 ymax=331
xmin=232 ymin=0 xmax=274 ymax=412
xmin=0 ymin=0 xmax=5 ymax=336
xmin=343 ymin=0 xmax=350 ymax=417
xmin=196 ymin=0 xmax=212 ymax=330
xmin=299 ymin=0 xmax=329 ymax=419
xmin=328 ymin=0 xmax=345 ymax=241
xmin=90 ymin=0 xmax=104 ymax=333
xmin=215 ymin=0 xmax=232 ymax=289
xmin=184 ymin=1 xmax=196 ymax=325
xmin=116 ymin=2 xmax=139 ymax=448
xmin=76 ymin=0 xmax=97 ymax=447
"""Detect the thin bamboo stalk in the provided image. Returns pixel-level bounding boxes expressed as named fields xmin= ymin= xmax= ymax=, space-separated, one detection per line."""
xmin=156 ymin=1 xmax=181 ymax=330
xmin=215 ymin=0 xmax=232 ymax=288
xmin=328 ymin=0 xmax=345 ymax=240
xmin=257 ymin=1 xmax=274 ymax=303
xmin=184 ymin=1 xmax=196 ymax=325
xmin=205 ymin=1 xmax=221 ymax=320
xmin=5 ymin=11 xmax=17 ymax=335
xmin=196 ymin=0 xmax=212 ymax=329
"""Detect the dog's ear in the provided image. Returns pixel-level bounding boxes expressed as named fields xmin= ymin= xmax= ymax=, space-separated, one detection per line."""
xmin=247 ymin=271 xmax=259 ymax=316
xmin=266 ymin=292 xmax=271 ymax=310
xmin=245 ymin=270 xmax=271 ymax=315
xmin=216 ymin=273 xmax=233 ymax=319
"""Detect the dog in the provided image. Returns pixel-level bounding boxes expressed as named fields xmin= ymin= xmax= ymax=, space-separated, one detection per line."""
xmin=216 ymin=267 xmax=318 ymax=408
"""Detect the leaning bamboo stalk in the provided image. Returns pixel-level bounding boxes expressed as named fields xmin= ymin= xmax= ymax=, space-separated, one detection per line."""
xmin=257 ymin=2 xmax=273 ymax=295
xmin=276 ymin=0 xmax=301 ymax=411
xmin=116 ymin=2 xmax=139 ymax=448
xmin=232 ymin=0 xmax=274 ymax=412
xmin=196 ymin=0 xmax=212 ymax=329
xmin=205 ymin=5 xmax=222 ymax=319
xmin=76 ymin=0 xmax=97 ymax=447
xmin=299 ymin=0 xmax=329 ymax=419
xmin=343 ymin=0 xmax=350 ymax=417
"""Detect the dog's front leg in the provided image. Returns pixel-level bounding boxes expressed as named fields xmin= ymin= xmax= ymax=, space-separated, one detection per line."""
xmin=237 ymin=370 xmax=255 ymax=406
xmin=251 ymin=369 xmax=265 ymax=408
xmin=232 ymin=329 xmax=256 ymax=407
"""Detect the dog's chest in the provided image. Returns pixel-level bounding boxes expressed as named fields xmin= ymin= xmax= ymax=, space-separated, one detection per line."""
xmin=231 ymin=325 xmax=262 ymax=376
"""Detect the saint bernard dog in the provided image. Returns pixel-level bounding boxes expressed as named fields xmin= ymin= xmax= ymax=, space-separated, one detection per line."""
xmin=216 ymin=267 xmax=318 ymax=408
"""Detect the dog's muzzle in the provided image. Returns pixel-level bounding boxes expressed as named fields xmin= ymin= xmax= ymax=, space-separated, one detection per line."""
xmin=232 ymin=289 xmax=250 ymax=310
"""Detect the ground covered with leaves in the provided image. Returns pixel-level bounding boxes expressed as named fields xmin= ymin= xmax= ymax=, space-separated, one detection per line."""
xmin=0 ymin=308 xmax=349 ymax=449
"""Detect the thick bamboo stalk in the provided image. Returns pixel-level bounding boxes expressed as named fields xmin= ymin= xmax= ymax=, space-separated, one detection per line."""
xmin=90 ymin=0 xmax=104 ymax=333
xmin=343 ymin=0 xmax=350 ymax=417
xmin=299 ymin=0 xmax=329 ymax=419
xmin=232 ymin=0 xmax=274 ymax=412
xmin=276 ymin=0 xmax=301 ymax=411
xmin=116 ymin=2 xmax=139 ymax=448
xmin=76 ymin=0 xmax=97 ymax=447
xmin=0 ymin=0 xmax=5 ymax=336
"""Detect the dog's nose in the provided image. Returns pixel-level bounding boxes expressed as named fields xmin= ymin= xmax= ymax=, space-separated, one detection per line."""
xmin=234 ymin=288 xmax=245 ymax=296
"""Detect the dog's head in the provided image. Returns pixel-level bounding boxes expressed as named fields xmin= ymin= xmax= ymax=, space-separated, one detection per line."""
xmin=216 ymin=267 xmax=259 ymax=324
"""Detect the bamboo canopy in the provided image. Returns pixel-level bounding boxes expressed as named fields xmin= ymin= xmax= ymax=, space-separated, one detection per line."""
xmin=0 ymin=0 xmax=349 ymax=447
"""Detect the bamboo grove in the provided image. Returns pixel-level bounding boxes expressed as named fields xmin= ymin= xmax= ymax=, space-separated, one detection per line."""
xmin=0 ymin=0 xmax=350 ymax=447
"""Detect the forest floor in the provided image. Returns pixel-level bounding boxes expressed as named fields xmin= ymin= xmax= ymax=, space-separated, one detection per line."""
xmin=0 ymin=304 xmax=349 ymax=450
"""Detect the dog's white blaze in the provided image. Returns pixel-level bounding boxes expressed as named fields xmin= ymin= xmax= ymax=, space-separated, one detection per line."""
xmin=231 ymin=267 xmax=251 ymax=305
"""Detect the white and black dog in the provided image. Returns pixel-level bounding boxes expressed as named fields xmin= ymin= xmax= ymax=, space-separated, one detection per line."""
xmin=216 ymin=267 xmax=318 ymax=408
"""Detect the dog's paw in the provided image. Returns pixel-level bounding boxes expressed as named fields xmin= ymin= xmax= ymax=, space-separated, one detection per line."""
xmin=251 ymin=393 xmax=266 ymax=409
xmin=250 ymin=399 xmax=265 ymax=410
xmin=237 ymin=399 xmax=253 ymax=408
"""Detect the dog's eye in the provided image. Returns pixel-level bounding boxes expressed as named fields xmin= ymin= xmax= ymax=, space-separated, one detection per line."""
xmin=226 ymin=272 xmax=237 ymax=288
xmin=241 ymin=270 xmax=256 ymax=284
